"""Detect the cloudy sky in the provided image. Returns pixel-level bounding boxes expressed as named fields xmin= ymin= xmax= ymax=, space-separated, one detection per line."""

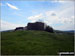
xmin=0 ymin=0 xmax=74 ymax=31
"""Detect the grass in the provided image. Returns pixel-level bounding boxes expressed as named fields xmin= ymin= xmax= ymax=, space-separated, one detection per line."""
xmin=1 ymin=30 xmax=74 ymax=55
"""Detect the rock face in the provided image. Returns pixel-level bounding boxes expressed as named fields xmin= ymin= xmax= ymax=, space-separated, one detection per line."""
xmin=27 ymin=22 xmax=46 ymax=31
xmin=45 ymin=26 xmax=54 ymax=33
xmin=27 ymin=22 xmax=54 ymax=33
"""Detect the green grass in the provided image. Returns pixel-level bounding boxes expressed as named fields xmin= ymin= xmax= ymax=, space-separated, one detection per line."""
xmin=1 ymin=30 xmax=74 ymax=55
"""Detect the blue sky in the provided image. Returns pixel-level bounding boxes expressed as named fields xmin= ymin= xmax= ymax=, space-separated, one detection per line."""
xmin=0 ymin=0 xmax=74 ymax=31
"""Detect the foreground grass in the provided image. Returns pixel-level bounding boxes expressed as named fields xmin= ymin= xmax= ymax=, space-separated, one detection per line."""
xmin=1 ymin=30 xmax=74 ymax=55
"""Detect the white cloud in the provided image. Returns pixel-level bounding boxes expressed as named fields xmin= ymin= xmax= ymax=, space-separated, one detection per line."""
xmin=45 ymin=11 xmax=60 ymax=24
xmin=45 ymin=11 xmax=57 ymax=16
xmin=51 ymin=0 xmax=74 ymax=3
xmin=71 ymin=16 xmax=74 ymax=19
xmin=0 ymin=20 xmax=25 ymax=31
xmin=28 ymin=13 xmax=44 ymax=22
xmin=27 ymin=9 xmax=74 ymax=30
xmin=54 ymin=24 xmax=74 ymax=30
xmin=53 ymin=16 xmax=74 ymax=30
xmin=51 ymin=0 xmax=65 ymax=3
xmin=28 ymin=11 xmax=60 ymax=26
xmin=58 ymin=6 xmax=74 ymax=18
xmin=6 ymin=3 xmax=19 ymax=10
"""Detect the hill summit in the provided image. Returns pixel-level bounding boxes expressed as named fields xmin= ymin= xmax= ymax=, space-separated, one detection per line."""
xmin=15 ymin=22 xmax=54 ymax=33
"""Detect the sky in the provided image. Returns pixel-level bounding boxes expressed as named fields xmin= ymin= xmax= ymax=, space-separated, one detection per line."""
xmin=0 ymin=0 xmax=75 ymax=31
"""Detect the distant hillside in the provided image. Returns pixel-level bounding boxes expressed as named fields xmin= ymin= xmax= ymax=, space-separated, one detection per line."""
xmin=64 ymin=30 xmax=74 ymax=33
xmin=1 ymin=30 xmax=74 ymax=55
xmin=1 ymin=29 xmax=74 ymax=33
xmin=0 ymin=29 xmax=14 ymax=32
xmin=55 ymin=30 xmax=74 ymax=34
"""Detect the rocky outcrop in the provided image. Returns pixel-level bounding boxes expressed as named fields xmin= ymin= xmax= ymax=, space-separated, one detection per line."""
xmin=15 ymin=27 xmax=26 ymax=31
xmin=27 ymin=22 xmax=54 ymax=33
xmin=27 ymin=22 xmax=47 ymax=31
xmin=45 ymin=26 xmax=54 ymax=33
xmin=14 ymin=22 xmax=54 ymax=33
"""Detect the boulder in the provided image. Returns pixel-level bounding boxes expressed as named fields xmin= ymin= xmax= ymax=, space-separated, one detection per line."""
xmin=45 ymin=26 xmax=54 ymax=33
xmin=15 ymin=27 xmax=24 ymax=31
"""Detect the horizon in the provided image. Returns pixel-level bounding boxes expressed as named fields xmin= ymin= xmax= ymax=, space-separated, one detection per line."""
xmin=1 ymin=0 xmax=74 ymax=31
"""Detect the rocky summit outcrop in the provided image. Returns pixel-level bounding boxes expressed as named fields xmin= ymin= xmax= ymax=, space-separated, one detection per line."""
xmin=27 ymin=22 xmax=54 ymax=33
xmin=27 ymin=22 xmax=46 ymax=31
xmin=15 ymin=22 xmax=54 ymax=33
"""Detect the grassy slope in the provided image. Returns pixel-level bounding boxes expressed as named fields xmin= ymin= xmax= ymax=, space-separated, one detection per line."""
xmin=1 ymin=30 xmax=74 ymax=55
